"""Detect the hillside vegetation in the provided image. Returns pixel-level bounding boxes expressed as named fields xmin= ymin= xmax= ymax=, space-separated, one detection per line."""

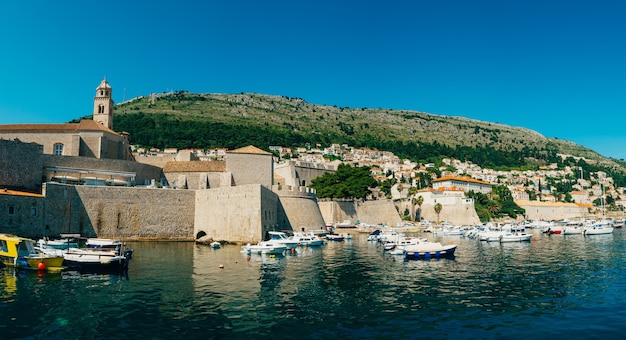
xmin=107 ymin=91 xmax=624 ymax=173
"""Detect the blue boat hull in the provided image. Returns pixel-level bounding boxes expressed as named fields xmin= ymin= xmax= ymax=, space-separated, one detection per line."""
xmin=405 ymin=246 xmax=456 ymax=260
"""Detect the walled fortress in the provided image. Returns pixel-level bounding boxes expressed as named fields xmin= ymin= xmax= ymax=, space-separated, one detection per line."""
xmin=0 ymin=138 xmax=410 ymax=242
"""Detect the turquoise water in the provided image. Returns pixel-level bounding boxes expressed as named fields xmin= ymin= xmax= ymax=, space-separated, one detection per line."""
xmin=1 ymin=230 xmax=626 ymax=339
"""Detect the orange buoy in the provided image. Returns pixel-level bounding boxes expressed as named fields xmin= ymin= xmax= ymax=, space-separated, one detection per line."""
xmin=37 ymin=262 xmax=46 ymax=270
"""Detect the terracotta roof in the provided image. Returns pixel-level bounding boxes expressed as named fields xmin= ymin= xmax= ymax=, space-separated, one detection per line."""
xmin=432 ymin=175 xmax=491 ymax=186
xmin=0 ymin=189 xmax=43 ymax=198
xmin=229 ymin=145 xmax=271 ymax=155
xmin=0 ymin=119 xmax=117 ymax=134
xmin=163 ymin=161 xmax=226 ymax=173
xmin=515 ymin=200 xmax=578 ymax=207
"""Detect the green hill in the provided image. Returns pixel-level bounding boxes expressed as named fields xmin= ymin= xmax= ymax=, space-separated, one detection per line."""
xmin=106 ymin=91 xmax=624 ymax=173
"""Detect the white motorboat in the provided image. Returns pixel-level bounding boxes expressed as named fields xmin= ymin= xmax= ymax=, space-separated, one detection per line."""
xmin=267 ymin=231 xmax=299 ymax=249
xmin=583 ymin=220 xmax=614 ymax=235
xmin=37 ymin=237 xmax=78 ymax=250
xmin=498 ymin=232 xmax=533 ymax=242
xmin=291 ymin=232 xmax=324 ymax=246
xmin=241 ymin=241 xmax=287 ymax=255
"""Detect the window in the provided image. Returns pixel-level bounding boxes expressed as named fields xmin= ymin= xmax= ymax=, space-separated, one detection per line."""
xmin=98 ymin=104 xmax=105 ymax=113
xmin=31 ymin=207 xmax=37 ymax=216
xmin=54 ymin=143 xmax=64 ymax=155
xmin=8 ymin=206 xmax=15 ymax=215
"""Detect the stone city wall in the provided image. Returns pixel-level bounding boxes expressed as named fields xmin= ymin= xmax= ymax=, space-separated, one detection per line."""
xmin=0 ymin=192 xmax=44 ymax=237
xmin=195 ymin=184 xmax=277 ymax=243
xmin=415 ymin=201 xmax=481 ymax=226
xmin=0 ymin=139 xmax=43 ymax=191
xmin=318 ymin=200 xmax=402 ymax=226
xmin=43 ymin=182 xmax=195 ymax=240
xmin=273 ymin=185 xmax=326 ymax=232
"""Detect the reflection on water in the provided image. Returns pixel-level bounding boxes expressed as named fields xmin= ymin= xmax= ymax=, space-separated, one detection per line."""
xmin=2 ymin=231 xmax=626 ymax=338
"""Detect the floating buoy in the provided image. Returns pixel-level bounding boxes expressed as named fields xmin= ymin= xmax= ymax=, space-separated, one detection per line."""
xmin=37 ymin=262 xmax=46 ymax=270
xmin=219 ymin=264 xmax=224 ymax=269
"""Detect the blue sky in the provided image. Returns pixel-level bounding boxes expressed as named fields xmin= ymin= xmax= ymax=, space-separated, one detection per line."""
xmin=1 ymin=1 xmax=625 ymax=159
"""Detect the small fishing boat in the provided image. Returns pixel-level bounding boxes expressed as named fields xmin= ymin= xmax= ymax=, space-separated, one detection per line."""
xmin=325 ymin=234 xmax=345 ymax=242
xmin=404 ymin=242 xmax=457 ymax=260
xmin=0 ymin=234 xmax=65 ymax=272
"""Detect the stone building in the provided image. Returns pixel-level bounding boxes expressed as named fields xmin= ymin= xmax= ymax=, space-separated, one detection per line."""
xmin=432 ymin=175 xmax=492 ymax=194
xmin=516 ymin=200 xmax=585 ymax=221
xmin=0 ymin=78 xmax=133 ymax=161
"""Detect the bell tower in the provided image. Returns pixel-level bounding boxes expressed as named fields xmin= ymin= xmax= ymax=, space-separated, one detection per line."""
xmin=93 ymin=77 xmax=114 ymax=130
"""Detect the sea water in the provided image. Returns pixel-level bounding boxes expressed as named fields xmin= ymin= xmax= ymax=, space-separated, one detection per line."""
xmin=2 ymin=230 xmax=626 ymax=339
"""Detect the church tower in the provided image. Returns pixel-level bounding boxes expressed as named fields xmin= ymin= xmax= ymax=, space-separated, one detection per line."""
xmin=93 ymin=78 xmax=114 ymax=130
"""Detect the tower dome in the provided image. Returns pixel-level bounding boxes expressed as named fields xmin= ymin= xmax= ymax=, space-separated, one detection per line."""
xmin=93 ymin=78 xmax=114 ymax=130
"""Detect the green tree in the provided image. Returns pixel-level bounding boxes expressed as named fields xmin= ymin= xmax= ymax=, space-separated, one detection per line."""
xmin=416 ymin=195 xmax=424 ymax=221
xmin=434 ymin=203 xmax=442 ymax=224
xmin=310 ymin=164 xmax=377 ymax=199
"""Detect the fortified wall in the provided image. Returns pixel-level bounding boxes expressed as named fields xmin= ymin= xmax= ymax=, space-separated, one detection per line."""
xmin=274 ymin=160 xmax=337 ymax=187
xmin=43 ymin=182 xmax=195 ymax=240
xmin=318 ymin=200 xmax=402 ymax=226
xmin=272 ymin=185 xmax=326 ymax=232
xmin=0 ymin=139 xmax=43 ymax=192
xmin=0 ymin=190 xmax=44 ymax=236
xmin=412 ymin=199 xmax=481 ymax=226
xmin=195 ymin=184 xmax=279 ymax=243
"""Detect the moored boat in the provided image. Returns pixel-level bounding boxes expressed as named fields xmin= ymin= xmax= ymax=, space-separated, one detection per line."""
xmin=241 ymin=241 xmax=287 ymax=256
xmin=583 ymin=220 xmax=614 ymax=235
xmin=325 ymin=234 xmax=345 ymax=242
xmin=267 ymin=231 xmax=300 ymax=249
xmin=291 ymin=232 xmax=324 ymax=246
xmin=404 ymin=242 xmax=457 ymax=260
xmin=38 ymin=237 xmax=133 ymax=272
xmin=0 ymin=234 xmax=65 ymax=272
xmin=498 ymin=232 xmax=533 ymax=242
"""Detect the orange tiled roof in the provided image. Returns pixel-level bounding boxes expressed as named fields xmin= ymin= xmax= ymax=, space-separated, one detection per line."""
xmin=432 ymin=175 xmax=491 ymax=185
xmin=0 ymin=189 xmax=43 ymax=198
xmin=0 ymin=119 xmax=117 ymax=134
xmin=229 ymin=145 xmax=271 ymax=155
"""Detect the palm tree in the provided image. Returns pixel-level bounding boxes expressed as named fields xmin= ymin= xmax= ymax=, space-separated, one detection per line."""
xmin=487 ymin=200 xmax=500 ymax=219
xmin=416 ymin=195 xmax=424 ymax=221
xmin=411 ymin=197 xmax=418 ymax=221
xmin=408 ymin=187 xmax=418 ymax=221
xmin=434 ymin=203 xmax=442 ymax=224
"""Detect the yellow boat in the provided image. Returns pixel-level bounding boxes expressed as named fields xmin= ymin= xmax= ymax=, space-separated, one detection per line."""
xmin=0 ymin=234 xmax=65 ymax=272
